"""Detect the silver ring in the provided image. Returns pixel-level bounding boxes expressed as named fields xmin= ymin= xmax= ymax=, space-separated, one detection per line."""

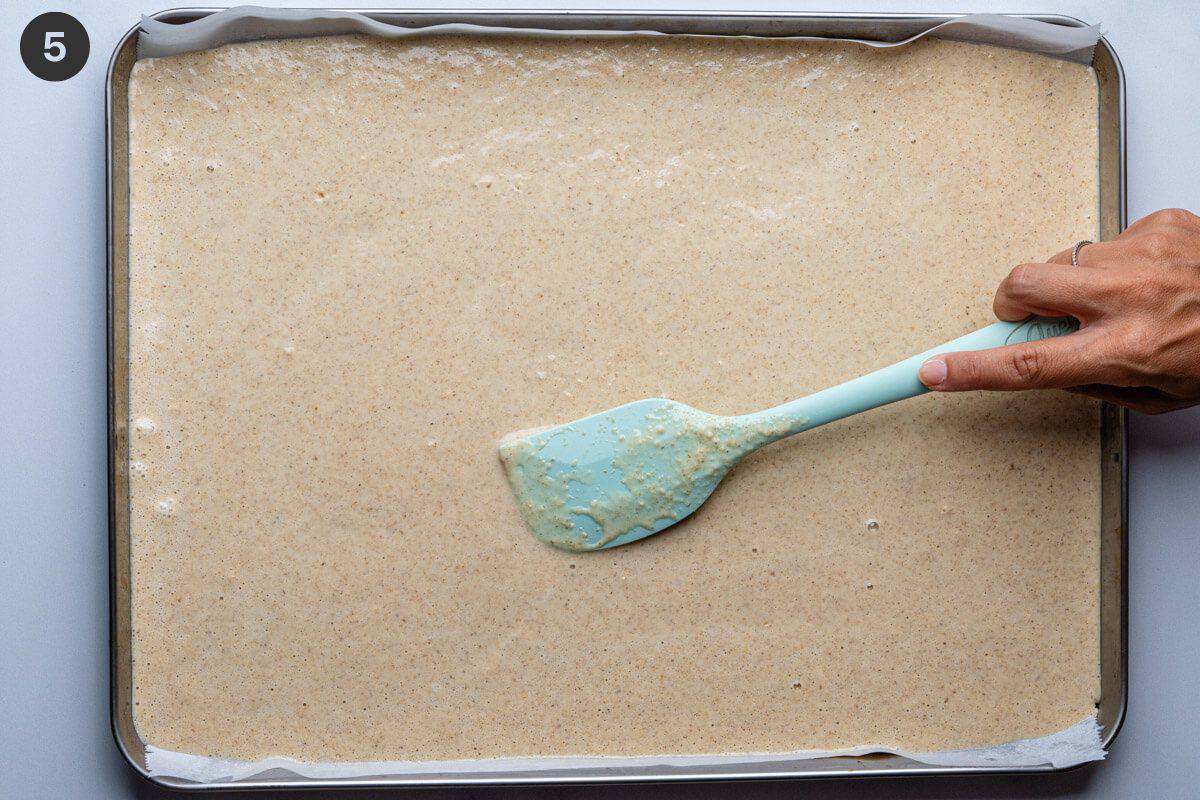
xmin=1071 ymin=240 xmax=1094 ymax=267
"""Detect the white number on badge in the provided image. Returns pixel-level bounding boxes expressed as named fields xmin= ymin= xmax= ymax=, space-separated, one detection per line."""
xmin=44 ymin=31 xmax=66 ymax=62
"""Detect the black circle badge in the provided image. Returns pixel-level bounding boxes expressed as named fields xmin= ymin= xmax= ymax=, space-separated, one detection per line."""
xmin=21 ymin=12 xmax=89 ymax=81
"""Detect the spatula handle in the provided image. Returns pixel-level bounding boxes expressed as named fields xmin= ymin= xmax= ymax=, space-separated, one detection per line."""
xmin=760 ymin=316 xmax=1078 ymax=436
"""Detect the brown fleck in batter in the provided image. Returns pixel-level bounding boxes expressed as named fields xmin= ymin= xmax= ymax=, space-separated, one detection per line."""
xmin=127 ymin=35 xmax=1100 ymax=762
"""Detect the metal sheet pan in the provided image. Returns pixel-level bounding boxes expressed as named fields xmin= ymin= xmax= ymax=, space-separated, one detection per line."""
xmin=107 ymin=8 xmax=1128 ymax=790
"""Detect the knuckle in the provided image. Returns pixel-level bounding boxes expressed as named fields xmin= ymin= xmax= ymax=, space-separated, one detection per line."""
xmin=1150 ymin=207 xmax=1199 ymax=228
xmin=1009 ymin=348 xmax=1045 ymax=383
xmin=1132 ymin=230 xmax=1178 ymax=260
xmin=1115 ymin=273 xmax=1156 ymax=308
xmin=1100 ymin=329 xmax=1155 ymax=383
xmin=1004 ymin=264 xmax=1040 ymax=299
xmin=1117 ymin=326 xmax=1156 ymax=364
xmin=1134 ymin=268 xmax=1177 ymax=307
xmin=1099 ymin=354 xmax=1138 ymax=388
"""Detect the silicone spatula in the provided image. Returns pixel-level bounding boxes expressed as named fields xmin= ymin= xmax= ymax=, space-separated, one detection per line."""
xmin=499 ymin=316 xmax=1076 ymax=552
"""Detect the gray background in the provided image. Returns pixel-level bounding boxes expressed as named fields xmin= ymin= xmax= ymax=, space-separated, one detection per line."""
xmin=1 ymin=1 xmax=1196 ymax=798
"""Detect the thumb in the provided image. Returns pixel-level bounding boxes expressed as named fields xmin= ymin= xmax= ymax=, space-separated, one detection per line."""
xmin=918 ymin=338 xmax=1091 ymax=392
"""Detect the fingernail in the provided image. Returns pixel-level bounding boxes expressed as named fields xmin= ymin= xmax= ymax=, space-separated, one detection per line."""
xmin=919 ymin=358 xmax=947 ymax=388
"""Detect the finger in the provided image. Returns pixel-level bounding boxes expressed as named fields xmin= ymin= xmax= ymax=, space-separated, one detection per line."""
xmin=993 ymin=262 xmax=1102 ymax=321
xmin=1136 ymin=207 xmax=1200 ymax=234
xmin=1123 ymin=216 xmax=1155 ymax=235
xmin=1066 ymin=385 xmax=1198 ymax=415
xmin=919 ymin=334 xmax=1102 ymax=392
xmin=1050 ymin=239 xmax=1126 ymax=268
xmin=1046 ymin=246 xmax=1074 ymax=265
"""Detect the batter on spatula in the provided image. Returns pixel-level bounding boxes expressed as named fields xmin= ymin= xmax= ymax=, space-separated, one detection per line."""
xmin=500 ymin=318 xmax=1075 ymax=551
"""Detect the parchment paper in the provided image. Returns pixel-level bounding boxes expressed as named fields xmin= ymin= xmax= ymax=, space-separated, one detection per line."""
xmin=131 ymin=6 xmax=1107 ymax=782
xmin=138 ymin=6 xmax=1101 ymax=63
xmin=145 ymin=717 xmax=1104 ymax=782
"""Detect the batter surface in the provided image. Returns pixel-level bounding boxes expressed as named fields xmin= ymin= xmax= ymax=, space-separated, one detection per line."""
xmin=127 ymin=35 xmax=1100 ymax=762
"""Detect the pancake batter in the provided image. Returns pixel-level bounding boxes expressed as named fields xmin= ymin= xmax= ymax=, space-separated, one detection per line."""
xmin=127 ymin=35 xmax=1100 ymax=762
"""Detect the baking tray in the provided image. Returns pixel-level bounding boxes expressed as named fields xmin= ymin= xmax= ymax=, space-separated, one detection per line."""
xmin=107 ymin=8 xmax=1128 ymax=790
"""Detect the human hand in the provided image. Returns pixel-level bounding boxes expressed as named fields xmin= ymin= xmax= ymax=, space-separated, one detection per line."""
xmin=918 ymin=208 xmax=1200 ymax=414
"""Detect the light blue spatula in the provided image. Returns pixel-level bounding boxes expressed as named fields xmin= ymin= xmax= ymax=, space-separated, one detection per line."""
xmin=499 ymin=316 xmax=1076 ymax=552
